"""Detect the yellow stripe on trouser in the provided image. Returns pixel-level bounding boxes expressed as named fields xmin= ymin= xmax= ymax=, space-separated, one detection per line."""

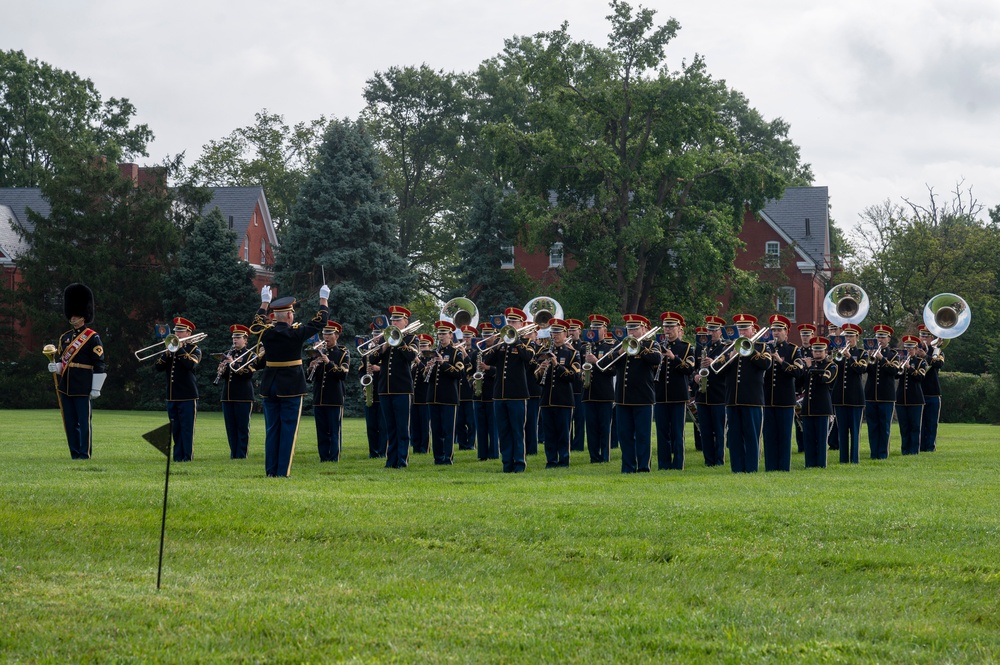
xmin=286 ymin=399 xmax=304 ymax=477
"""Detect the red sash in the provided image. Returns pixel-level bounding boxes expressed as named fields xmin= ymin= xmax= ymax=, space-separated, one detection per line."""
xmin=61 ymin=329 xmax=96 ymax=364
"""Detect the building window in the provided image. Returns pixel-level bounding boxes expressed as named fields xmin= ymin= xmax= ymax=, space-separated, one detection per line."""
xmin=260 ymin=238 xmax=267 ymax=264
xmin=777 ymin=286 xmax=796 ymax=321
xmin=244 ymin=236 xmax=249 ymax=262
xmin=765 ymin=241 xmax=780 ymax=268
xmin=500 ymin=245 xmax=514 ymax=270
xmin=549 ymin=242 xmax=564 ymax=269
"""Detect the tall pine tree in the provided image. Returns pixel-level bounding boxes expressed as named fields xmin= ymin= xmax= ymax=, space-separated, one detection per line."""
xmin=275 ymin=119 xmax=414 ymax=337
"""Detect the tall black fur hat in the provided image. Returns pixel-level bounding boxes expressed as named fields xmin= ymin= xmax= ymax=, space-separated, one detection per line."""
xmin=63 ymin=283 xmax=95 ymax=324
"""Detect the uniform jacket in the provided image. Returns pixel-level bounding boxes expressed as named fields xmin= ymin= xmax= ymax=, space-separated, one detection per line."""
xmin=220 ymin=347 xmax=258 ymax=403
xmin=865 ymin=347 xmax=899 ymax=403
xmin=717 ymin=341 xmax=770 ymax=407
xmin=655 ymin=338 xmax=694 ymax=403
xmin=254 ymin=304 xmax=329 ymax=398
xmin=922 ymin=352 xmax=944 ymax=397
xmin=694 ymin=340 xmax=727 ymax=406
xmin=801 ymin=359 xmax=837 ymax=416
xmin=155 ymin=343 xmax=201 ymax=401
xmin=832 ymin=346 xmax=868 ymax=407
xmin=470 ymin=347 xmax=496 ymax=403
xmin=426 ymin=344 xmax=466 ymax=406
xmin=583 ymin=338 xmax=616 ymax=403
xmin=483 ymin=339 xmax=535 ymax=401
xmin=412 ymin=353 xmax=432 ymax=405
xmin=763 ymin=341 xmax=803 ymax=407
xmin=357 ymin=352 xmax=380 ymax=404
xmin=538 ymin=343 xmax=580 ymax=408
xmin=614 ymin=339 xmax=660 ymax=406
xmin=312 ymin=345 xmax=350 ymax=407
xmin=896 ymin=355 xmax=928 ymax=406
xmin=459 ymin=345 xmax=476 ymax=402
xmin=56 ymin=326 xmax=106 ymax=397
xmin=370 ymin=333 xmax=419 ymax=395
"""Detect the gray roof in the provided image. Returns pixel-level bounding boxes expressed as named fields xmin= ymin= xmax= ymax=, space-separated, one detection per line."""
xmin=0 ymin=188 xmax=51 ymax=235
xmin=760 ymin=186 xmax=829 ymax=269
xmin=0 ymin=204 xmax=31 ymax=261
xmin=201 ymin=186 xmax=278 ymax=248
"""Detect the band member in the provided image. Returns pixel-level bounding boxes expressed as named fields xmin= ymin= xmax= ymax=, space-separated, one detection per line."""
xmin=654 ymin=311 xmax=694 ymax=470
xmin=713 ymin=314 xmax=769 ymax=473
xmin=800 ymin=336 xmax=837 ymax=468
xmin=310 ymin=321 xmax=350 ymax=462
xmin=369 ymin=305 xmax=419 ymax=469
xmin=583 ymin=314 xmax=615 ymax=463
xmin=565 ymin=318 xmax=587 ymax=453
xmin=455 ymin=325 xmax=479 ymax=451
xmin=793 ymin=323 xmax=817 ymax=453
xmin=219 ymin=324 xmax=257 ymax=459
xmin=825 ymin=320 xmax=841 ymax=451
xmin=896 ymin=335 xmax=928 ymax=456
xmin=479 ymin=307 xmax=535 ymax=473
xmin=536 ymin=319 xmax=580 ymax=467
xmin=694 ymin=316 xmax=727 ymax=467
xmin=410 ymin=334 xmax=433 ymax=455
xmin=253 ymin=285 xmax=330 ymax=477
xmin=48 ymin=283 xmax=106 ymax=460
xmin=525 ymin=327 xmax=542 ymax=456
xmin=475 ymin=321 xmax=499 ymax=460
xmin=690 ymin=326 xmax=711 ymax=453
xmin=614 ymin=314 xmax=659 ymax=473
xmin=832 ymin=323 xmax=868 ymax=464
xmin=761 ymin=314 xmax=803 ymax=472
xmin=865 ymin=324 xmax=897 ymax=460
xmin=425 ymin=320 xmax=465 ymax=465
xmin=359 ymin=323 xmax=387 ymax=458
xmin=155 ymin=316 xmax=202 ymax=462
xmin=917 ymin=324 xmax=944 ymax=452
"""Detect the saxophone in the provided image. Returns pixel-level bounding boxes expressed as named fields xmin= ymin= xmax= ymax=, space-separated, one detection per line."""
xmin=698 ymin=345 xmax=709 ymax=394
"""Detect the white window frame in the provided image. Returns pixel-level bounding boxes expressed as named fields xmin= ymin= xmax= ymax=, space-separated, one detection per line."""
xmin=260 ymin=238 xmax=266 ymax=264
xmin=777 ymin=286 xmax=796 ymax=321
xmin=500 ymin=245 xmax=514 ymax=270
xmin=244 ymin=236 xmax=250 ymax=262
xmin=765 ymin=241 xmax=780 ymax=268
xmin=548 ymin=242 xmax=564 ymax=269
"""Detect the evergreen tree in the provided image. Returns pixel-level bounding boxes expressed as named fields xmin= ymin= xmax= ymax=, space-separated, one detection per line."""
xmin=161 ymin=207 xmax=259 ymax=406
xmin=274 ymin=119 xmax=414 ymax=338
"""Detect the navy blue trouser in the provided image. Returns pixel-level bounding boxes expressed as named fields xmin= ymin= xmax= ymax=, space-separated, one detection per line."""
xmin=865 ymin=401 xmax=894 ymax=459
xmin=654 ymin=402 xmax=685 ymax=470
xmin=455 ymin=401 xmax=477 ymax=449
xmin=571 ymin=394 xmax=586 ymax=451
xmin=262 ymin=394 xmax=301 ymax=476
xmin=836 ymin=405 xmax=863 ymax=464
xmin=542 ymin=406 xmax=572 ymax=467
xmin=222 ymin=401 xmax=252 ymax=458
xmin=382 ymin=393 xmax=412 ymax=469
xmin=476 ymin=401 xmax=498 ymax=460
xmin=168 ymin=400 xmax=196 ymax=462
xmin=365 ymin=402 xmax=387 ymax=458
xmin=920 ymin=396 xmax=940 ymax=452
xmin=59 ymin=393 xmax=92 ymax=459
xmin=802 ymin=415 xmax=829 ymax=468
xmin=726 ymin=405 xmax=762 ymax=473
xmin=410 ymin=402 xmax=430 ymax=454
xmin=430 ymin=403 xmax=458 ymax=464
xmin=314 ymin=404 xmax=343 ymax=462
xmin=495 ymin=399 xmax=527 ymax=473
xmin=762 ymin=406 xmax=794 ymax=471
xmin=699 ymin=403 xmax=726 ymax=467
xmin=898 ymin=404 xmax=923 ymax=455
xmin=617 ymin=404 xmax=652 ymax=473
xmin=585 ymin=401 xmax=612 ymax=463
xmin=525 ymin=397 xmax=540 ymax=455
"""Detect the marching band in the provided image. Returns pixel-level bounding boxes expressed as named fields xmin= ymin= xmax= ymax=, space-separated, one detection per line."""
xmin=44 ymin=283 xmax=973 ymax=476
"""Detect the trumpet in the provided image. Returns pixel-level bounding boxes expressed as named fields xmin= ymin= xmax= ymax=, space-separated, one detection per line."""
xmin=135 ymin=332 xmax=208 ymax=361
xmin=594 ymin=327 xmax=661 ymax=371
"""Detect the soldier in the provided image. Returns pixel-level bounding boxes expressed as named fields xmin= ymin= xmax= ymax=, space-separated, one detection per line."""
xmin=454 ymin=325 xmax=479 ymax=451
xmin=565 ymin=318 xmax=587 ymax=453
xmin=426 ymin=320 xmax=465 ymax=465
xmin=654 ymin=311 xmax=695 ymax=470
xmin=155 ymin=316 xmax=202 ymax=462
xmin=47 ymin=283 xmax=106 ymax=460
xmin=694 ymin=316 xmax=727 ymax=467
xmin=832 ymin=323 xmax=868 ymax=464
xmin=524 ymin=327 xmax=542 ymax=457
xmin=536 ymin=318 xmax=581 ymax=467
xmin=359 ymin=323 xmax=387 ymax=458
xmin=865 ymin=324 xmax=897 ymax=460
xmin=253 ymin=285 xmax=330 ymax=477
xmin=799 ymin=336 xmax=838 ymax=468
xmin=613 ymin=314 xmax=660 ymax=474
xmin=761 ymin=314 xmax=803 ymax=472
xmin=368 ymin=305 xmax=419 ymax=469
xmin=916 ymin=324 xmax=944 ymax=452
xmin=310 ymin=321 xmax=350 ymax=462
xmin=583 ymin=314 xmax=615 ymax=463
xmin=690 ymin=326 xmax=711 ymax=454
xmin=474 ymin=321 xmax=499 ymax=461
xmin=825 ymin=320 xmax=841 ymax=451
xmin=712 ymin=314 xmax=769 ymax=473
xmin=409 ymin=333 xmax=434 ymax=455
xmin=479 ymin=307 xmax=535 ymax=473
xmin=218 ymin=324 xmax=257 ymax=459
xmin=896 ymin=335 xmax=928 ymax=456
xmin=793 ymin=323 xmax=817 ymax=453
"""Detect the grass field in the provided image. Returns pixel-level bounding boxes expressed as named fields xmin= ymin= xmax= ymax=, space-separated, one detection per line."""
xmin=1 ymin=409 xmax=999 ymax=664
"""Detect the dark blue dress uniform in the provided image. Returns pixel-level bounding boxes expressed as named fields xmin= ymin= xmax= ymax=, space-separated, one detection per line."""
xmin=358 ymin=340 xmax=386 ymax=458
xmin=895 ymin=342 xmax=928 ymax=456
xmin=311 ymin=342 xmax=349 ymax=462
xmin=918 ymin=332 xmax=944 ymax=452
xmin=219 ymin=329 xmax=257 ymax=459
xmin=525 ymin=339 xmax=543 ymax=456
xmin=54 ymin=324 xmax=106 ymax=460
xmin=455 ymin=329 xmax=478 ymax=452
xmin=800 ymin=354 xmax=837 ymax=468
xmin=715 ymin=317 xmax=769 ymax=474
xmin=538 ymin=333 xmax=580 ymax=468
xmin=481 ymin=310 xmax=535 ymax=473
xmin=154 ymin=319 xmax=201 ymax=463
xmin=583 ymin=328 xmax=616 ymax=464
xmin=614 ymin=318 xmax=660 ymax=474
xmin=762 ymin=334 xmax=803 ymax=472
xmin=254 ymin=298 xmax=329 ymax=477
xmin=695 ymin=329 xmax=728 ymax=467
xmin=832 ymin=329 xmax=868 ymax=464
xmin=566 ymin=321 xmax=587 ymax=453
xmin=410 ymin=341 xmax=432 ymax=455
xmin=370 ymin=315 xmax=419 ymax=469
xmin=793 ymin=324 xmax=818 ymax=453
xmin=426 ymin=334 xmax=466 ymax=465
xmin=472 ymin=328 xmax=499 ymax=461
xmin=864 ymin=328 xmax=898 ymax=460
xmin=653 ymin=319 xmax=694 ymax=471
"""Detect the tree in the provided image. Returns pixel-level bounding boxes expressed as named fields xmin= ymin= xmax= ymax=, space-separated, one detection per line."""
xmin=0 ymin=50 xmax=153 ymax=187
xmin=160 ymin=207 xmax=260 ymax=406
xmin=273 ymin=119 xmax=414 ymax=338
xmin=361 ymin=65 xmax=471 ymax=299
xmin=475 ymin=1 xmax=811 ymax=317
xmin=10 ymin=146 xmax=180 ymax=405
xmin=185 ymin=109 xmax=328 ymax=233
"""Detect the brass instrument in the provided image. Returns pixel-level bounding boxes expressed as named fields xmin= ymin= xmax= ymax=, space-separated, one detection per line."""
xmin=697 ymin=345 xmax=709 ymax=394
xmin=823 ymin=283 xmax=870 ymax=327
xmin=923 ymin=293 xmax=971 ymax=357
xmin=440 ymin=297 xmax=479 ymax=331
xmin=134 ymin=332 xmax=208 ymax=361
xmin=359 ymin=320 xmax=422 ymax=357
xmin=523 ymin=296 xmax=563 ymax=333
xmin=306 ymin=340 xmax=328 ymax=382
xmin=472 ymin=370 xmax=485 ymax=397
xmin=580 ymin=341 xmax=594 ymax=390
xmin=710 ymin=326 xmax=769 ymax=374
xmin=594 ymin=327 xmax=661 ymax=371
xmin=359 ymin=343 xmax=375 ymax=407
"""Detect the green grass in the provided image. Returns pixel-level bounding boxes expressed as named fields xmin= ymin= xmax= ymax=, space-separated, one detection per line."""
xmin=1 ymin=409 xmax=999 ymax=664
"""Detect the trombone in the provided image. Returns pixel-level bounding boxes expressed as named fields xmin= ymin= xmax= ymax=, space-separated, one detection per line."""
xmin=480 ymin=322 xmax=539 ymax=349
xmin=710 ymin=326 xmax=769 ymax=374
xmin=134 ymin=332 xmax=208 ymax=361
xmin=594 ymin=327 xmax=661 ymax=371
xmin=358 ymin=320 xmax=422 ymax=357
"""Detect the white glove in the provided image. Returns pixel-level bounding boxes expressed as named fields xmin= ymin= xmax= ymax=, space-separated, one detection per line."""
xmin=48 ymin=362 xmax=59 ymax=373
xmin=319 ymin=284 xmax=330 ymax=299
xmin=261 ymin=285 xmax=272 ymax=303
xmin=90 ymin=390 xmax=101 ymax=399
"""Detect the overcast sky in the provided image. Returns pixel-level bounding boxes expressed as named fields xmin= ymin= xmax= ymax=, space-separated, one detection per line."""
xmin=6 ymin=0 xmax=999 ymax=234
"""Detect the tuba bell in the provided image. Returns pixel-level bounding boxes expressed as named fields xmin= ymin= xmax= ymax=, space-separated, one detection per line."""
xmin=923 ymin=293 xmax=971 ymax=353
xmin=523 ymin=296 xmax=563 ymax=337
xmin=440 ymin=297 xmax=479 ymax=336
xmin=823 ymin=283 xmax=870 ymax=328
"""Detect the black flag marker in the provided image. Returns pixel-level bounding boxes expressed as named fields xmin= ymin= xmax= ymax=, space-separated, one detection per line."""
xmin=142 ymin=421 xmax=173 ymax=589
xmin=142 ymin=422 xmax=171 ymax=457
